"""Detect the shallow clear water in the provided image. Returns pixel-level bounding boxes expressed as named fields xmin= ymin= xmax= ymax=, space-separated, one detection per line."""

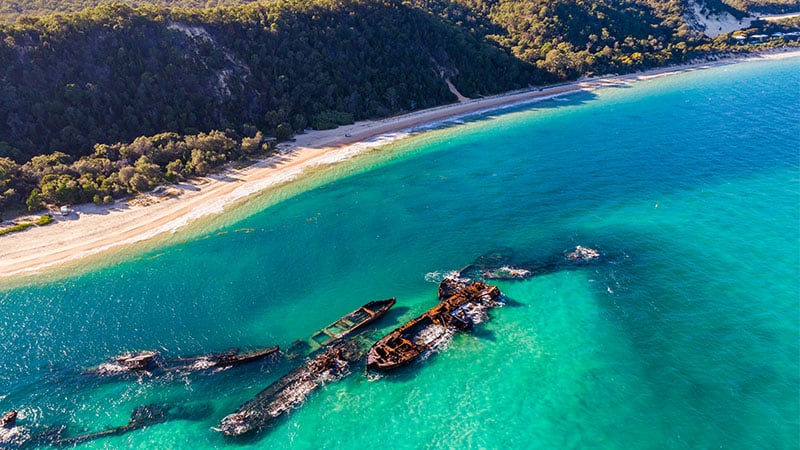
xmin=1 ymin=57 xmax=798 ymax=449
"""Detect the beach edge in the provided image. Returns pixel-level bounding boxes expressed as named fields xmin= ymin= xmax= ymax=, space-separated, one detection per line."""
xmin=2 ymin=48 xmax=798 ymax=281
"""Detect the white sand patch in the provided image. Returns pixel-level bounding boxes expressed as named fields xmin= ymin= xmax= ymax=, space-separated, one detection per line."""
xmin=445 ymin=78 xmax=470 ymax=103
xmin=167 ymin=22 xmax=213 ymax=41
xmin=759 ymin=12 xmax=800 ymax=22
xmin=167 ymin=22 xmax=250 ymax=97
xmin=685 ymin=1 xmax=754 ymax=37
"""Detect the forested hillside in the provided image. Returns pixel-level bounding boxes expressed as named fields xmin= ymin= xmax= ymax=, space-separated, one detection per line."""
xmin=0 ymin=0 xmax=538 ymax=215
xmin=723 ymin=0 xmax=800 ymax=14
xmin=0 ymin=1 xmax=536 ymax=164
xmin=2 ymin=0 xmax=797 ymax=24
xmin=0 ymin=0 xmax=797 ymax=216
xmin=0 ymin=0 xmax=250 ymax=23
xmin=417 ymin=0 xmax=709 ymax=79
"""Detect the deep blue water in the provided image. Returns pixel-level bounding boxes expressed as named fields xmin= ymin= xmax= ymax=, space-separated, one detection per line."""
xmin=1 ymin=56 xmax=798 ymax=449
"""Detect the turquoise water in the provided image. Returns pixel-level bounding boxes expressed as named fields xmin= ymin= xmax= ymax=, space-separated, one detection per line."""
xmin=1 ymin=57 xmax=799 ymax=449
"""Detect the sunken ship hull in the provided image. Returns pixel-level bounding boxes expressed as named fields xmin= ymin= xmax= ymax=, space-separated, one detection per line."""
xmin=219 ymin=298 xmax=396 ymax=437
xmin=458 ymin=245 xmax=602 ymax=281
xmin=218 ymin=341 xmax=362 ymax=436
xmin=52 ymin=402 xmax=212 ymax=447
xmin=287 ymin=298 xmax=396 ymax=356
xmin=84 ymin=346 xmax=280 ymax=377
xmin=366 ymin=280 xmax=501 ymax=373
xmin=0 ymin=410 xmax=27 ymax=448
xmin=164 ymin=346 xmax=280 ymax=373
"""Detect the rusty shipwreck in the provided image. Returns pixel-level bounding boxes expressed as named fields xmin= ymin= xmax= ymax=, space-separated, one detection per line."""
xmin=287 ymin=298 xmax=396 ymax=356
xmin=366 ymin=279 xmax=502 ymax=373
xmin=218 ymin=340 xmax=363 ymax=436
xmin=84 ymin=346 xmax=280 ymax=377
xmin=458 ymin=245 xmax=602 ymax=281
xmin=218 ymin=298 xmax=395 ymax=437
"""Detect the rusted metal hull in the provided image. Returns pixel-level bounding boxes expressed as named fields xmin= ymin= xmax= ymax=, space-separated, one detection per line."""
xmin=366 ymin=281 xmax=501 ymax=373
xmin=164 ymin=346 xmax=280 ymax=373
xmin=218 ymin=298 xmax=396 ymax=437
xmin=84 ymin=346 xmax=280 ymax=377
xmin=288 ymin=298 xmax=396 ymax=356
xmin=0 ymin=410 xmax=25 ymax=447
xmin=217 ymin=341 xmax=363 ymax=437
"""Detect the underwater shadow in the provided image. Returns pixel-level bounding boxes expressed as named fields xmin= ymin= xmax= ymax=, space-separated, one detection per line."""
xmin=470 ymin=326 xmax=497 ymax=342
xmin=31 ymin=401 xmax=214 ymax=448
xmin=406 ymin=91 xmax=599 ymax=135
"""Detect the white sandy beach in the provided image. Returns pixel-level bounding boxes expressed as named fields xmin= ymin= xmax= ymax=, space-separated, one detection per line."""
xmin=1 ymin=48 xmax=798 ymax=280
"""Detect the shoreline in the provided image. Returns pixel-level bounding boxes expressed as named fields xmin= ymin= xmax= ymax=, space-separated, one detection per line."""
xmin=2 ymin=48 xmax=799 ymax=282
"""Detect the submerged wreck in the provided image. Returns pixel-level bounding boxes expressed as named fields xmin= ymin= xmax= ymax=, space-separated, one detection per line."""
xmin=0 ymin=410 xmax=28 ymax=447
xmin=287 ymin=298 xmax=396 ymax=356
xmin=366 ymin=280 xmax=502 ymax=373
xmin=459 ymin=245 xmax=602 ymax=281
xmin=218 ymin=341 xmax=362 ymax=437
xmin=52 ymin=402 xmax=211 ymax=447
xmin=1 ymin=411 xmax=16 ymax=430
xmin=565 ymin=245 xmax=600 ymax=262
xmin=218 ymin=298 xmax=396 ymax=437
xmin=85 ymin=346 xmax=280 ymax=377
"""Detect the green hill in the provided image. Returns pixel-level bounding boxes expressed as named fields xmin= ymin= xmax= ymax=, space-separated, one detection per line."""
xmin=417 ymin=0 xmax=707 ymax=78
xmin=0 ymin=0 xmax=249 ymax=23
xmin=0 ymin=1 xmax=537 ymax=163
xmin=723 ymin=0 xmax=800 ymax=14
xmin=0 ymin=0 xmax=797 ymax=216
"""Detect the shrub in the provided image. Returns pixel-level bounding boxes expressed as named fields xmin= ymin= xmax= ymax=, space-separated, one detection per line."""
xmin=35 ymin=214 xmax=54 ymax=225
xmin=0 ymin=222 xmax=33 ymax=236
xmin=26 ymin=189 xmax=44 ymax=212
xmin=0 ymin=214 xmax=53 ymax=236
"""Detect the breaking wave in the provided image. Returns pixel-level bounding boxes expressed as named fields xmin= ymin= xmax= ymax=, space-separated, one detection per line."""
xmin=424 ymin=271 xmax=459 ymax=283
xmin=415 ymin=325 xmax=456 ymax=361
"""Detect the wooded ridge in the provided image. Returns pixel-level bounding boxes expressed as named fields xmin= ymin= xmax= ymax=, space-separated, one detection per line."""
xmin=0 ymin=0 xmax=797 ymax=216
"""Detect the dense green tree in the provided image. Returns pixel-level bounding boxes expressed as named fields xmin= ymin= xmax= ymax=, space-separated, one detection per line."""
xmin=0 ymin=0 xmax=796 ymax=216
xmin=40 ymin=173 xmax=83 ymax=204
xmin=275 ymin=123 xmax=292 ymax=141
xmin=0 ymin=156 xmax=22 ymax=210
xmin=0 ymin=0 xmax=537 ymax=164
xmin=129 ymin=173 xmax=149 ymax=192
xmin=26 ymin=188 xmax=43 ymax=212
xmin=241 ymin=132 xmax=264 ymax=154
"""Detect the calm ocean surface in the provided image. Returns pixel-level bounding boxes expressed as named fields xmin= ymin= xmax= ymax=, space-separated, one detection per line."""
xmin=1 ymin=56 xmax=798 ymax=449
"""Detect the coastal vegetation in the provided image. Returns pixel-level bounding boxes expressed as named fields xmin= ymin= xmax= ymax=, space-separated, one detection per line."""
xmin=2 ymin=0 xmax=797 ymax=24
xmin=0 ymin=213 xmax=53 ymax=236
xmin=0 ymin=1 xmax=535 ymax=161
xmin=0 ymin=0 xmax=251 ymax=23
xmin=723 ymin=0 xmax=800 ymax=14
xmin=0 ymin=0 xmax=797 ymax=216
xmin=418 ymin=0 xmax=711 ymax=79
xmin=0 ymin=129 xmax=275 ymax=214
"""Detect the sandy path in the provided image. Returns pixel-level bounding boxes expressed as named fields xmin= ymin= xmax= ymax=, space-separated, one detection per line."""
xmin=2 ymin=49 xmax=798 ymax=280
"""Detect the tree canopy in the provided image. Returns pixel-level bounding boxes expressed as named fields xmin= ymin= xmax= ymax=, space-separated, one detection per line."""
xmin=0 ymin=0 xmax=797 ymax=216
xmin=0 ymin=0 xmax=537 ymax=164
